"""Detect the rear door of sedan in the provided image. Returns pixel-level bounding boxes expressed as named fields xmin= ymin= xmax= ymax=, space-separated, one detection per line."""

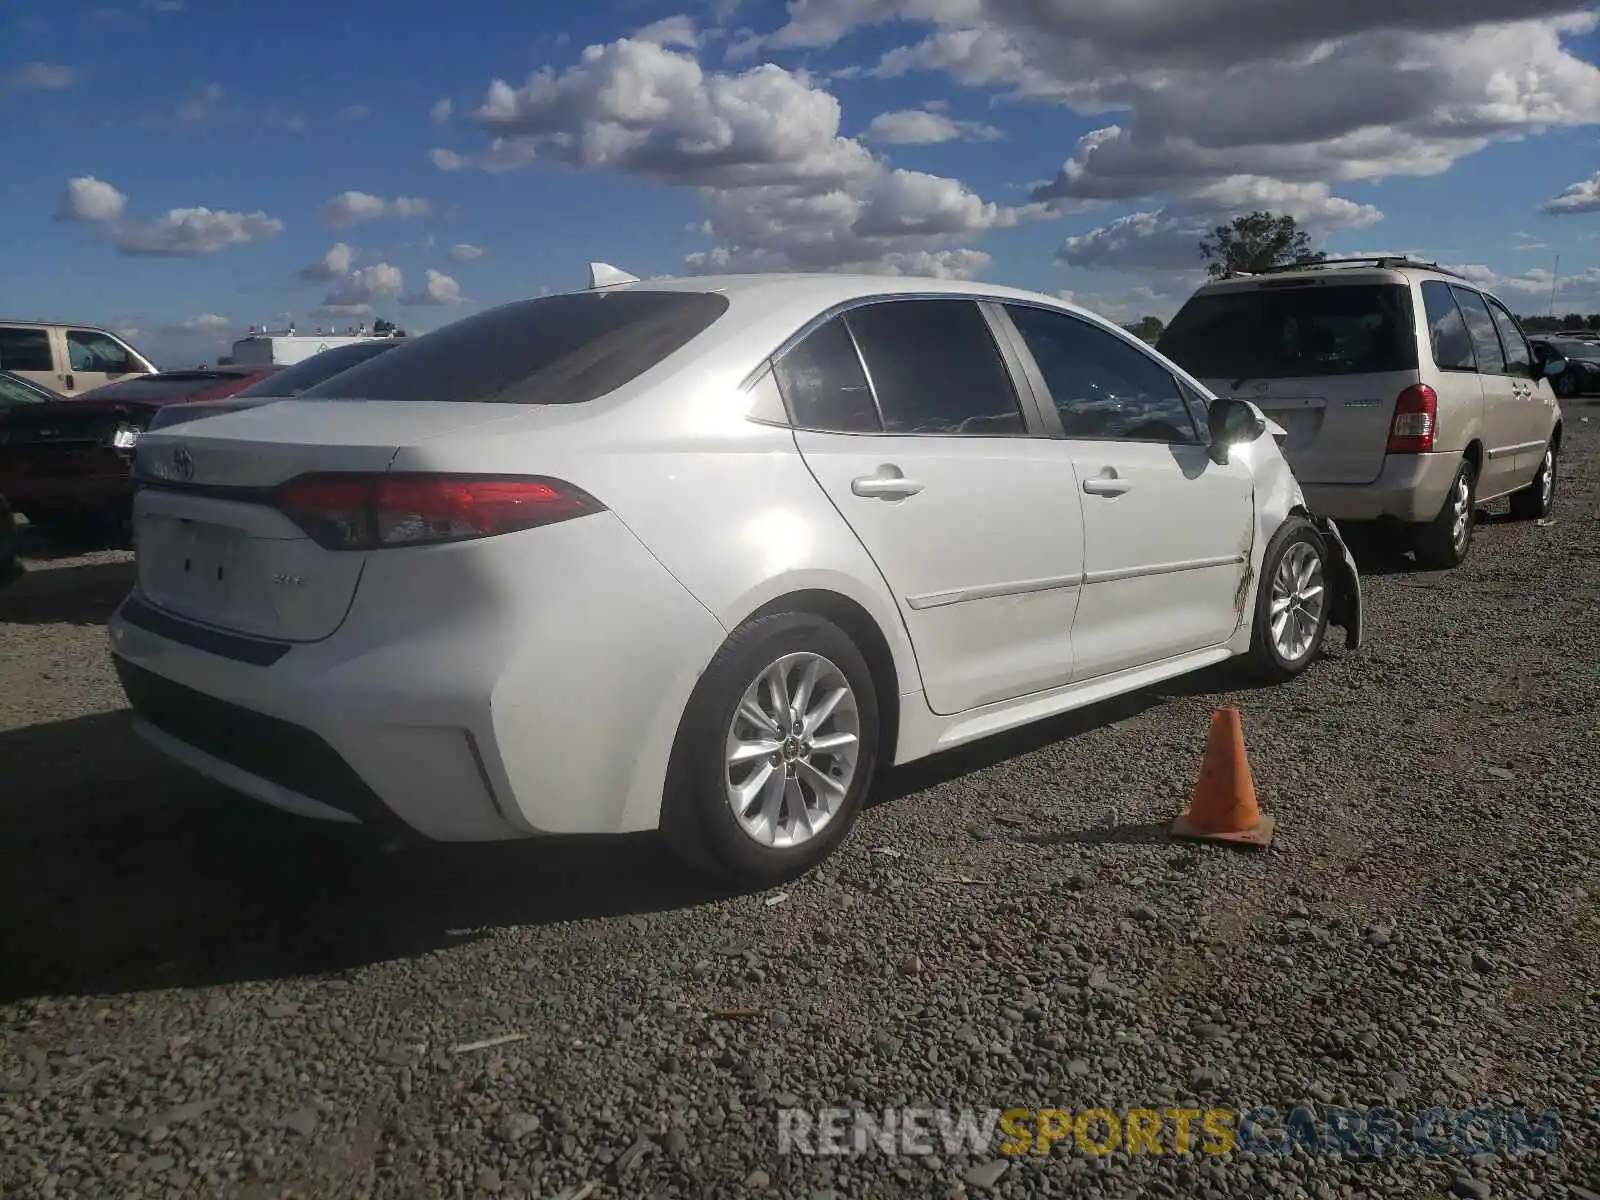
xmin=779 ymin=296 xmax=1087 ymax=717
xmin=994 ymin=301 xmax=1256 ymax=682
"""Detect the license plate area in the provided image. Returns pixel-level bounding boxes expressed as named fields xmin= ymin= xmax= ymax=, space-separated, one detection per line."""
xmin=1259 ymin=402 xmax=1325 ymax=463
xmin=138 ymin=515 xmax=260 ymax=628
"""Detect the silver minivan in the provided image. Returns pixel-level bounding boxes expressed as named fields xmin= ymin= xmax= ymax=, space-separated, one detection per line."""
xmin=1158 ymin=258 xmax=1566 ymax=568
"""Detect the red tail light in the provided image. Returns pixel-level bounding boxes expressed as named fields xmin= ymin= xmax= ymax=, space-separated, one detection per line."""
xmin=276 ymin=473 xmax=603 ymax=550
xmin=1387 ymin=384 xmax=1437 ymax=454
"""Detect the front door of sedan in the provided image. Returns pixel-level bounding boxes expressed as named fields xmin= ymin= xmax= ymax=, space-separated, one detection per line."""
xmin=998 ymin=302 xmax=1256 ymax=682
xmin=777 ymin=297 xmax=1086 ymax=717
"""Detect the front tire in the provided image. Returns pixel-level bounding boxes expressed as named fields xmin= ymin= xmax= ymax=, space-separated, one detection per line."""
xmin=1507 ymin=441 xmax=1557 ymax=522
xmin=660 ymin=612 xmax=880 ymax=888
xmin=1244 ymin=516 xmax=1330 ymax=684
xmin=1412 ymin=458 xmax=1477 ymax=570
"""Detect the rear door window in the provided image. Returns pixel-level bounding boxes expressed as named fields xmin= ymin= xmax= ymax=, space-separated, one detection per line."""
xmin=0 ymin=328 xmax=54 ymax=373
xmin=842 ymin=298 xmax=1026 ymax=436
xmin=1156 ymin=283 xmax=1419 ymax=380
xmin=1420 ymin=281 xmax=1476 ymax=371
xmin=1449 ymin=288 xmax=1506 ymax=375
xmin=773 ymin=317 xmax=880 ymax=433
xmin=298 ymin=290 xmax=730 ymax=404
xmin=1483 ymin=298 xmax=1532 ymax=377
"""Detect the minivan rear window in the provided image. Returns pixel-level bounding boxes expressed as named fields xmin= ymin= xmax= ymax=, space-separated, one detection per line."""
xmin=298 ymin=290 xmax=732 ymax=405
xmin=1157 ymin=283 xmax=1418 ymax=380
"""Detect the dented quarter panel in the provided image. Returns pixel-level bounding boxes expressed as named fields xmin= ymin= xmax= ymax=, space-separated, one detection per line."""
xmin=1223 ymin=400 xmax=1306 ymax=652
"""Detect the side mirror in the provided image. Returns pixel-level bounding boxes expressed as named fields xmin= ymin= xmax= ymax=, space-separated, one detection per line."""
xmin=1206 ymin=396 xmax=1267 ymax=465
xmin=1541 ymin=355 xmax=1567 ymax=380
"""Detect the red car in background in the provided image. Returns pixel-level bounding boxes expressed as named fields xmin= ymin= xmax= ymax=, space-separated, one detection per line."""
xmin=0 ymin=365 xmax=279 ymax=545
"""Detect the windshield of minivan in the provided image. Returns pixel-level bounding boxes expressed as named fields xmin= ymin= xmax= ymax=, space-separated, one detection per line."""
xmin=298 ymin=290 xmax=731 ymax=405
xmin=1157 ymin=282 xmax=1419 ymax=380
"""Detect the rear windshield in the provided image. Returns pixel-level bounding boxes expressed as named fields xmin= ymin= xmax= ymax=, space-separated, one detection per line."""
xmin=298 ymin=290 xmax=731 ymax=404
xmin=0 ymin=373 xmax=49 ymax=405
xmin=1157 ymin=283 xmax=1418 ymax=380
xmin=85 ymin=372 xmax=247 ymax=401
xmin=233 ymin=342 xmax=398 ymax=397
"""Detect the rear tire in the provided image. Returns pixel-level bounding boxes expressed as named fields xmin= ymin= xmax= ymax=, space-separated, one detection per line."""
xmin=1411 ymin=458 xmax=1476 ymax=570
xmin=1507 ymin=441 xmax=1557 ymax=522
xmin=659 ymin=612 xmax=880 ymax=888
xmin=1243 ymin=516 xmax=1330 ymax=684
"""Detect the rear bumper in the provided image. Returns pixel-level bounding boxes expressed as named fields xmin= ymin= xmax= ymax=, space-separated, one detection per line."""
xmin=1298 ymin=451 xmax=1461 ymax=523
xmin=107 ymin=510 xmax=728 ymax=842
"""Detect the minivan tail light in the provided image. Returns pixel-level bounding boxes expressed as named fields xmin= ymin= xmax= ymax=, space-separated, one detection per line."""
xmin=1387 ymin=384 xmax=1438 ymax=454
xmin=276 ymin=473 xmax=604 ymax=550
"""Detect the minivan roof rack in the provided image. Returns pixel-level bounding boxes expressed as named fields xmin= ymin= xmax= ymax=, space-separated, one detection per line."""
xmin=1246 ymin=257 xmax=1470 ymax=281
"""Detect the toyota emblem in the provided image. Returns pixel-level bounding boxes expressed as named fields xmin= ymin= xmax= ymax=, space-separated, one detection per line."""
xmin=170 ymin=445 xmax=195 ymax=481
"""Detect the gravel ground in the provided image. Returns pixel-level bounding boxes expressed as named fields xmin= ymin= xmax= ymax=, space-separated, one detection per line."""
xmin=2 ymin=417 xmax=1599 ymax=1200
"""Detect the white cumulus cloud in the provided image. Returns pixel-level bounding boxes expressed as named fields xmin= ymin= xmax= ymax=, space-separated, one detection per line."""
xmin=431 ymin=35 xmax=1043 ymax=274
xmin=298 ymin=243 xmax=357 ymax=282
xmin=54 ymin=176 xmax=283 ymax=257
xmin=447 ymin=243 xmax=486 ymax=262
xmin=5 ymin=62 xmax=77 ymax=91
xmin=863 ymin=108 xmax=1001 ymax=145
xmin=323 ymin=263 xmax=405 ymax=309
xmin=318 ymin=191 xmax=435 ymax=228
xmin=402 ymin=269 xmax=467 ymax=306
xmin=1541 ymin=173 xmax=1600 ymax=215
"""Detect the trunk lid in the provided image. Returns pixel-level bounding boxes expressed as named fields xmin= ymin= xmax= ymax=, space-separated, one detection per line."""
xmin=131 ymin=400 xmax=524 ymax=642
xmin=1195 ymin=373 xmax=1416 ymax=485
xmin=0 ymin=398 xmax=150 ymax=447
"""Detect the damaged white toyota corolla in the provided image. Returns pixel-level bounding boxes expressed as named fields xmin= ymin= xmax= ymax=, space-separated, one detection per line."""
xmin=108 ymin=267 xmax=1362 ymax=886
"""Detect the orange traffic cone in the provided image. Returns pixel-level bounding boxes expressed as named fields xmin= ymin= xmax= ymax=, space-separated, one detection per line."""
xmin=1170 ymin=707 xmax=1275 ymax=848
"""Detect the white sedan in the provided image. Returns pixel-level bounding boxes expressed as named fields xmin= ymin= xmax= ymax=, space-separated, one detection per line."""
xmin=108 ymin=267 xmax=1361 ymax=885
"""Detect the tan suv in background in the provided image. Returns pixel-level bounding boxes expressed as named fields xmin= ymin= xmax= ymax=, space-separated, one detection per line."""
xmin=1158 ymin=258 xmax=1566 ymax=569
xmin=0 ymin=320 xmax=158 ymax=397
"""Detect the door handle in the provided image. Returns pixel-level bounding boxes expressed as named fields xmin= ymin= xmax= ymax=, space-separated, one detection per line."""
xmin=1082 ymin=471 xmax=1131 ymax=497
xmin=62 ymin=374 xmax=75 ymax=391
xmin=851 ymin=467 xmax=924 ymax=500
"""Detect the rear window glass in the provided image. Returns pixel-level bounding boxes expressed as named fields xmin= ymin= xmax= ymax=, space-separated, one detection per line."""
xmin=299 ymin=290 xmax=731 ymax=404
xmin=233 ymin=342 xmax=398 ymax=397
xmin=88 ymin=373 xmax=247 ymax=400
xmin=0 ymin=373 xmax=49 ymax=404
xmin=1549 ymin=340 xmax=1599 ymax=360
xmin=1157 ymin=283 xmax=1418 ymax=380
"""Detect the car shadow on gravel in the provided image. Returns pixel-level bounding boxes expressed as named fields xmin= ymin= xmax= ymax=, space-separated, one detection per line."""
xmin=0 ymin=711 xmax=736 ymax=1002
xmin=0 ymin=560 xmax=135 ymax=625
xmin=0 ymin=658 xmax=1317 ymax=1003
